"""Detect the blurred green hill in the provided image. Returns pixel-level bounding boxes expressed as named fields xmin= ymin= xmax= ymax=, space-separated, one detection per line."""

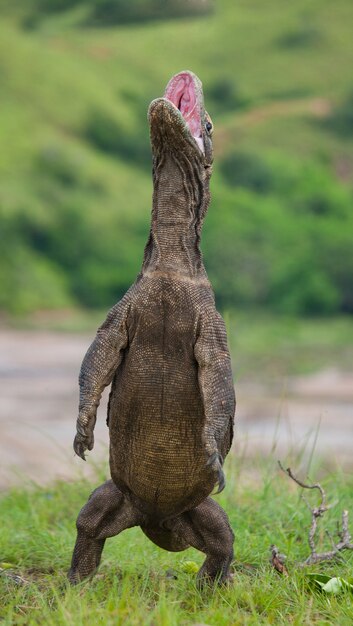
xmin=0 ymin=0 xmax=352 ymax=315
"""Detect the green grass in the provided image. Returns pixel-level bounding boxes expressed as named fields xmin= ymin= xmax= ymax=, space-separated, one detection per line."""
xmin=1 ymin=458 xmax=353 ymax=625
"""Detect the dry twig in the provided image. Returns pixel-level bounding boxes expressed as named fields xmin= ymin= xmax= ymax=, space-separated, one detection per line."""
xmin=278 ymin=461 xmax=353 ymax=566
xmin=270 ymin=545 xmax=289 ymax=576
xmin=0 ymin=568 xmax=29 ymax=585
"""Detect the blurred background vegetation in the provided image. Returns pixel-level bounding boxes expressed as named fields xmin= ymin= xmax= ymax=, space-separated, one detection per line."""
xmin=0 ymin=0 xmax=352 ymax=317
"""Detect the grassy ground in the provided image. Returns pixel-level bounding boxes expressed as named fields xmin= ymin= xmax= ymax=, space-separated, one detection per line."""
xmin=1 ymin=457 xmax=353 ymax=625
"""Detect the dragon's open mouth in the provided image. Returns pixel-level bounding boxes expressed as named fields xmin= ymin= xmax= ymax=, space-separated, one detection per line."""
xmin=164 ymin=71 xmax=204 ymax=152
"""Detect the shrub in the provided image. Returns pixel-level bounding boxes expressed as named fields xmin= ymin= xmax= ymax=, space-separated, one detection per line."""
xmin=219 ymin=151 xmax=275 ymax=193
xmin=205 ymin=79 xmax=249 ymax=115
xmin=0 ymin=213 xmax=73 ymax=313
xmin=277 ymin=26 xmax=322 ymax=49
xmin=36 ymin=147 xmax=81 ymax=188
xmin=325 ymin=89 xmax=353 ymax=138
xmin=84 ymin=109 xmax=150 ymax=170
xmin=87 ymin=0 xmax=212 ymax=25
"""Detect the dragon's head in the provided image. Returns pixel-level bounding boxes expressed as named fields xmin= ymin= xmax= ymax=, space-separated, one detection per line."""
xmin=148 ymin=70 xmax=213 ymax=170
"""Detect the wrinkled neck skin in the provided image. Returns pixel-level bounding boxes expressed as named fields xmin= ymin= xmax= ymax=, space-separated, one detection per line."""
xmin=142 ymin=137 xmax=212 ymax=280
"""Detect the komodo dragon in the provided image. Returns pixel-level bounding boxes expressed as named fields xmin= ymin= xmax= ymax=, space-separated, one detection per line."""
xmin=68 ymin=70 xmax=236 ymax=586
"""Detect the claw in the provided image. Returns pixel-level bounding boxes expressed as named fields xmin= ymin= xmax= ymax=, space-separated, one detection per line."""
xmin=215 ymin=465 xmax=225 ymax=493
xmin=206 ymin=451 xmax=223 ymax=467
xmin=73 ymin=436 xmax=87 ymax=461
xmin=206 ymin=451 xmax=226 ymax=493
xmin=73 ymin=422 xmax=94 ymax=460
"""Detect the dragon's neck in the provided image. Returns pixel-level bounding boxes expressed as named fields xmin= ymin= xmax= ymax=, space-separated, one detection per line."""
xmin=142 ymin=151 xmax=210 ymax=278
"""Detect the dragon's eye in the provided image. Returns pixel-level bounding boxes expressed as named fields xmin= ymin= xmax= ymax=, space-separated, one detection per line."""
xmin=205 ymin=121 xmax=213 ymax=133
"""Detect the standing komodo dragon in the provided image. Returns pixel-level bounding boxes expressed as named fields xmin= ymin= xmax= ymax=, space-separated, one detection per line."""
xmin=69 ymin=70 xmax=236 ymax=586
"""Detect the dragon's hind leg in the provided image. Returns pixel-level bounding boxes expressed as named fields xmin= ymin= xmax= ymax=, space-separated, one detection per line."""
xmin=170 ymin=497 xmax=234 ymax=586
xmin=68 ymin=480 xmax=142 ymax=583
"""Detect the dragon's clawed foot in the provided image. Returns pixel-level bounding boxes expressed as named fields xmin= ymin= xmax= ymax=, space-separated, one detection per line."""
xmin=73 ymin=423 xmax=94 ymax=460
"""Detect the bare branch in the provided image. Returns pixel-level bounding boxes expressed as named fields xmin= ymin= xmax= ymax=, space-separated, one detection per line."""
xmin=277 ymin=461 xmax=353 ymax=566
xmin=278 ymin=460 xmax=326 ymax=505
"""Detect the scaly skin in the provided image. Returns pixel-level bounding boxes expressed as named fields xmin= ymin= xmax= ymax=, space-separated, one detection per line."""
xmin=68 ymin=71 xmax=236 ymax=586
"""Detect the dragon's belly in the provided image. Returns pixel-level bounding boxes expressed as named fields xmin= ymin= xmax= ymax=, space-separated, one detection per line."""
xmin=107 ymin=348 xmax=214 ymax=516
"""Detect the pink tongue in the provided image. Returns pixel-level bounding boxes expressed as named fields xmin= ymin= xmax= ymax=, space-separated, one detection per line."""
xmin=164 ymin=73 xmax=201 ymax=138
